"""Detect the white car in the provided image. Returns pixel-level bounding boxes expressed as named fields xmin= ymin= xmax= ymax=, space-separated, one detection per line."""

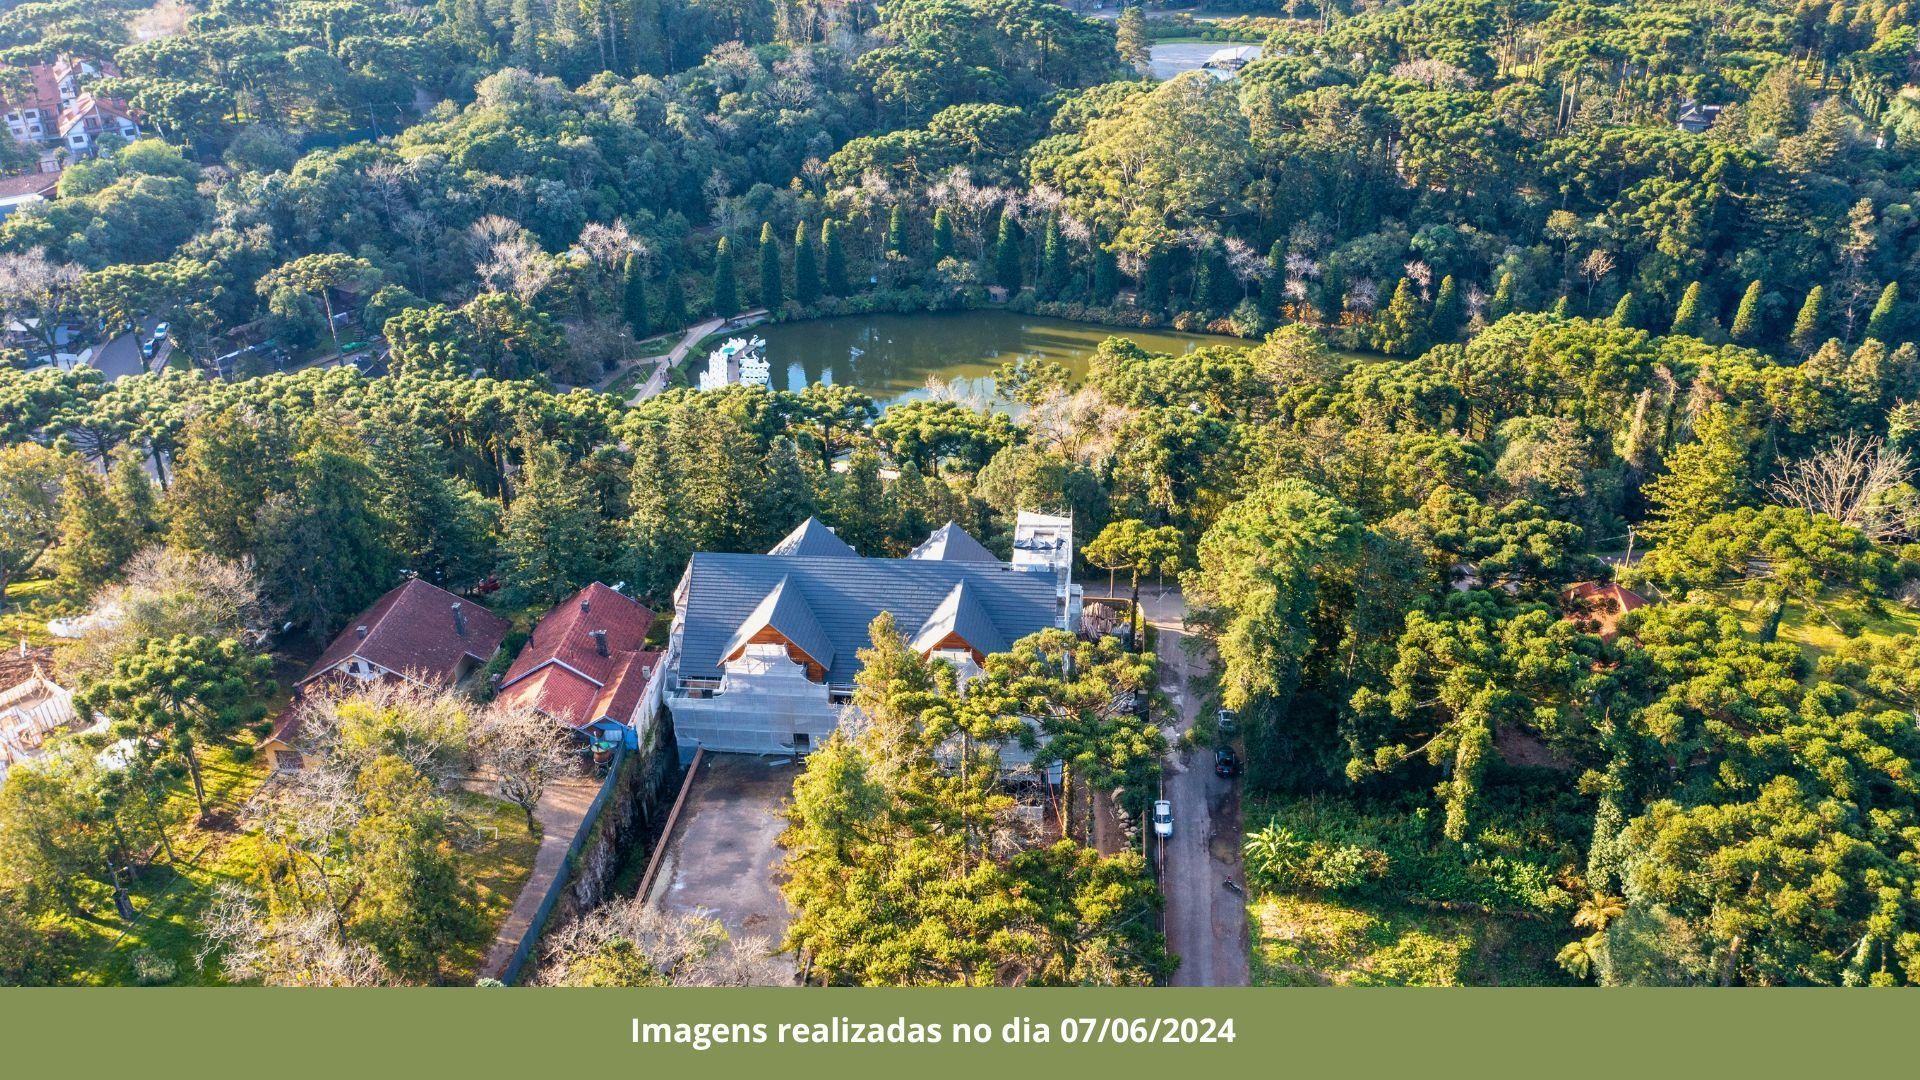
xmin=1152 ymin=799 xmax=1173 ymax=838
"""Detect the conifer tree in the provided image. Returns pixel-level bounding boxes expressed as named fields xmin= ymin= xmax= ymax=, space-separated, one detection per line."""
xmin=1790 ymin=285 xmax=1826 ymax=355
xmin=1669 ymin=281 xmax=1705 ymax=336
xmin=1643 ymin=404 xmax=1751 ymax=542
xmin=1372 ymin=279 xmax=1429 ymax=356
xmin=758 ymin=222 xmax=783 ymax=312
xmin=621 ymin=253 xmax=649 ymax=339
xmin=711 ymin=237 xmax=738 ymax=317
xmin=663 ymin=274 xmax=688 ymax=326
xmin=794 ymin=222 xmax=820 ymax=307
xmin=1430 ymin=274 xmax=1462 ymax=340
xmin=1865 ymin=282 xmax=1900 ymax=343
xmin=993 ymin=216 xmax=1022 ymax=292
xmin=822 ymin=219 xmax=849 ymax=296
xmin=1609 ymin=291 xmax=1638 ymax=329
xmin=1490 ymin=272 xmax=1516 ymax=319
xmin=1729 ymin=279 xmax=1763 ymax=345
xmin=1259 ymin=240 xmax=1286 ymax=319
xmin=931 ymin=207 xmax=954 ymax=263
xmin=1039 ymin=217 xmax=1068 ymax=300
xmin=887 ymin=204 xmax=908 ymax=256
xmin=1092 ymin=243 xmax=1119 ymax=306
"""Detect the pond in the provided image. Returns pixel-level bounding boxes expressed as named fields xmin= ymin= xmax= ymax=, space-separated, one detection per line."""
xmin=750 ymin=310 xmax=1246 ymax=408
xmin=1148 ymin=42 xmax=1261 ymax=81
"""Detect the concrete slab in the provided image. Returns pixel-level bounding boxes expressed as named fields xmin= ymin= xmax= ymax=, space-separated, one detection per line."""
xmin=644 ymin=752 xmax=797 ymax=980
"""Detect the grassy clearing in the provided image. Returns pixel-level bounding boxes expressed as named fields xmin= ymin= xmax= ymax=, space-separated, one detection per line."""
xmin=441 ymin=792 xmax=542 ymax=983
xmin=1 ymin=577 xmax=71 ymax=646
xmin=1250 ymin=893 xmax=1574 ymax=986
xmin=1735 ymin=591 xmax=1918 ymax=665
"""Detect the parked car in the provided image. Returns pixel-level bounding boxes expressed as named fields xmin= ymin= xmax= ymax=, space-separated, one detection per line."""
xmin=1214 ymin=746 xmax=1239 ymax=777
xmin=151 ymin=321 xmax=169 ymax=340
xmin=1217 ymin=708 xmax=1238 ymax=733
xmin=1152 ymin=799 xmax=1173 ymax=838
xmin=139 ymin=338 xmax=155 ymax=359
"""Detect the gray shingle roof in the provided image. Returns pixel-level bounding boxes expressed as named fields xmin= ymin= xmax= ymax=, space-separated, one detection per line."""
xmin=716 ymin=575 xmax=836 ymax=672
xmin=679 ymin=553 xmax=1059 ymax=685
xmin=909 ymin=521 xmax=999 ymax=563
xmin=768 ymin=516 xmax=859 ymax=558
xmin=909 ymin=579 xmax=1009 ymax=657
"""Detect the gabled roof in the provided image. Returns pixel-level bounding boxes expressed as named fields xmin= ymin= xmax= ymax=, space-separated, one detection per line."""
xmin=909 ymin=579 xmax=1008 ymax=657
xmin=499 ymin=582 xmax=654 ymax=692
xmin=300 ymin=579 xmax=508 ymax=689
xmin=678 ymin=553 xmax=1058 ymax=685
xmin=768 ymin=515 xmax=859 ymax=558
xmin=909 ymin=521 xmax=999 ymax=564
xmin=718 ymin=575 xmax=835 ymax=671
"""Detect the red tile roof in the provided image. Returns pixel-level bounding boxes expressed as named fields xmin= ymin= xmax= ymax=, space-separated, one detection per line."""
xmin=496 ymin=583 xmax=657 ymax=728
xmin=1564 ymin=581 xmax=1647 ymax=642
xmin=299 ymin=579 xmax=508 ymax=689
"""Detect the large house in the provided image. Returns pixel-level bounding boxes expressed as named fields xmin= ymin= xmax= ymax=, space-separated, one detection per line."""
xmin=662 ymin=514 xmax=1077 ymax=755
xmin=263 ymin=580 xmax=510 ymax=772
xmin=296 ymin=578 xmax=510 ymax=693
xmin=1 ymin=56 xmax=139 ymax=157
xmin=495 ymin=582 xmax=662 ymax=748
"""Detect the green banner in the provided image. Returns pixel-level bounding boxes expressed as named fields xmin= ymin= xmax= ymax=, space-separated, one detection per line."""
xmin=1 ymin=989 xmax=1907 ymax=1077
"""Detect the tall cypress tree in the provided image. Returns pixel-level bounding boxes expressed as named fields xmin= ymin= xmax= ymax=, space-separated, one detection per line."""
xmin=1430 ymin=274 xmax=1462 ymax=340
xmin=1490 ymin=272 xmax=1516 ymax=319
xmin=711 ymin=237 xmax=738 ymax=317
xmin=1372 ymin=278 xmax=1429 ymax=356
xmin=1729 ymin=279 xmax=1763 ymax=345
xmin=622 ymin=253 xmax=649 ymax=338
xmin=793 ymin=221 xmax=820 ymax=307
xmin=1259 ymin=240 xmax=1286 ymax=319
xmin=887 ymin=204 xmax=908 ymax=256
xmin=993 ymin=215 xmax=1022 ymax=292
xmin=758 ymin=222 xmax=783 ymax=312
xmin=1039 ymin=217 xmax=1067 ymax=300
xmin=1790 ymin=285 xmax=1826 ymax=355
xmin=1865 ymin=282 xmax=1901 ymax=343
xmin=663 ymin=273 xmax=688 ymax=326
xmin=931 ymin=207 xmax=954 ymax=264
xmin=1609 ymin=291 xmax=1638 ymax=329
xmin=1092 ymin=242 xmax=1119 ymax=306
xmin=822 ymin=219 xmax=849 ymax=296
xmin=1669 ymin=280 xmax=1705 ymax=336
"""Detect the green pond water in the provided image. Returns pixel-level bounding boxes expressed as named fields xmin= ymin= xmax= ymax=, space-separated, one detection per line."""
xmin=751 ymin=310 xmax=1245 ymax=407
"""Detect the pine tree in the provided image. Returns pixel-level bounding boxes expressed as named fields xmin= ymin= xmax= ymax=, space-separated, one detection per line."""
xmin=1201 ymin=243 xmax=1236 ymax=314
xmin=253 ymin=429 xmax=401 ymax=639
xmin=887 ymin=204 xmax=908 ymax=256
xmin=52 ymin=454 xmax=157 ymax=598
xmin=1551 ymin=294 xmax=1571 ymax=318
xmin=758 ymin=222 xmax=783 ymax=312
xmin=1669 ymin=281 xmax=1705 ymax=336
xmin=498 ymin=441 xmax=610 ymax=607
xmin=794 ymin=222 xmax=820 ymax=307
xmin=1039 ymin=217 xmax=1068 ymax=300
xmin=1259 ymin=240 xmax=1286 ymax=319
xmin=1430 ymin=274 xmax=1462 ymax=340
xmin=711 ymin=237 xmax=738 ymax=317
xmin=1643 ymin=404 xmax=1751 ymax=543
xmin=663 ymin=274 xmax=688 ymax=326
xmin=1490 ymin=272 xmax=1516 ymax=319
xmin=621 ymin=253 xmax=649 ymax=339
xmin=1092 ymin=243 xmax=1119 ymax=305
xmin=1143 ymin=250 xmax=1171 ymax=311
xmin=822 ymin=219 xmax=849 ymax=296
xmin=930 ymin=207 xmax=954 ymax=264
xmin=1729 ymin=279 xmax=1763 ymax=345
xmin=1790 ymin=285 xmax=1826 ymax=355
xmin=993 ymin=215 xmax=1022 ymax=292
xmin=1372 ymin=279 xmax=1429 ymax=356
xmin=1865 ymin=281 xmax=1901 ymax=343
xmin=1609 ymin=291 xmax=1638 ymax=329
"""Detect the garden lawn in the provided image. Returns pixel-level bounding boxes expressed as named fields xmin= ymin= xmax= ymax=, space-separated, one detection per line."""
xmin=440 ymin=792 xmax=542 ymax=983
xmin=1736 ymin=591 xmax=1918 ymax=666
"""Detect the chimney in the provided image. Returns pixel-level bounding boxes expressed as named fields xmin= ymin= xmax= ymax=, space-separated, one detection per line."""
xmin=451 ymin=602 xmax=467 ymax=637
xmin=580 ymin=596 xmax=591 ymax=614
xmin=591 ymin=629 xmax=608 ymax=657
xmin=355 ymin=624 xmax=368 ymax=640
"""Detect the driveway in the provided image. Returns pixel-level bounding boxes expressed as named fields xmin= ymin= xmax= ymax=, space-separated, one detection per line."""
xmin=83 ymin=318 xmax=169 ymax=381
xmin=476 ymin=772 xmax=603 ymax=981
xmin=1129 ymin=583 xmax=1251 ymax=987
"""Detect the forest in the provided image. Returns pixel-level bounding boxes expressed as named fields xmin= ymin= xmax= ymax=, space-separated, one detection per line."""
xmin=1 ymin=0 xmax=1920 ymax=986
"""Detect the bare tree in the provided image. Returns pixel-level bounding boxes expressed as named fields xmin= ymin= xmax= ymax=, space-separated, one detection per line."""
xmin=0 ymin=249 xmax=82 ymax=359
xmin=61 ymin=546 xmax=273 ymax=687
xmin=532 ymin=898 xmax=785 ymax=986
xmin=1766 ymin=433 xmax=1918 ymax=542
xmin=473 ymin=704 xmax=580 ymax=834
xmin=198 ymin=882 xmax=394 ymax=986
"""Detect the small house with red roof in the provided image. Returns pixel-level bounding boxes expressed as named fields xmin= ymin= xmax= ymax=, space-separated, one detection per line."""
xmin=262 ymin=580 xmax=509 ymax=771
xmin=495 ymin=582 xmax=661 ymax=747
xmin=1563 ymin=581 xmax=1647 ymax=643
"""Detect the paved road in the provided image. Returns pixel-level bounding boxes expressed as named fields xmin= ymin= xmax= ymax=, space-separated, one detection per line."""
xmin=83 ymin=318 xmax=169 ymax=381
xmin=477 ymin=772 xmax=603 ymax=982
xmin=1130 ymin=584 xmax=1251 ymax=987
xmin=575 ymin=310 xmax=768 ymax=405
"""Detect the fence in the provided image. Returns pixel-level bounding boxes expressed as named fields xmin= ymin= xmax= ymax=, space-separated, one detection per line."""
xmin=497 ymin=744 xmax=626 ymax=985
